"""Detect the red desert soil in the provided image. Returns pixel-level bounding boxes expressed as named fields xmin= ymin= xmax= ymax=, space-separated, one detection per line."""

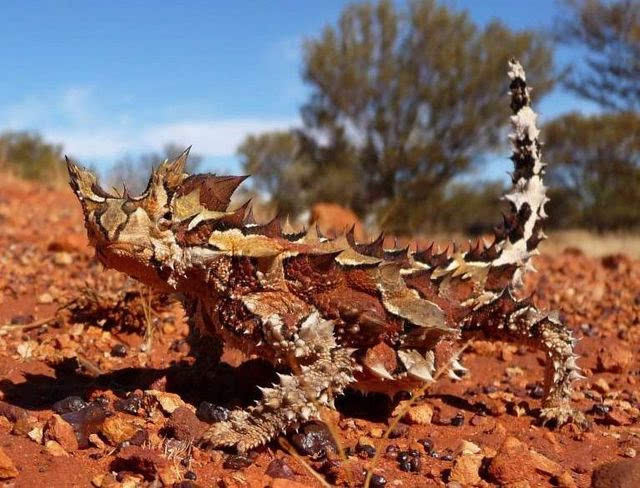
xmin=0 ymin=174 xmax=639 ymax=488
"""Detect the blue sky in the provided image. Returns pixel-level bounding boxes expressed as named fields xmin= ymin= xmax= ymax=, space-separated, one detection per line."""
xmin=0 ymin=0 xmax=597 ymax=178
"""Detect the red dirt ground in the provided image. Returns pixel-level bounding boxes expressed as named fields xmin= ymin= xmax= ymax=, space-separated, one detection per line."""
xmin=0 ymin=174 xmax=638 ymax=487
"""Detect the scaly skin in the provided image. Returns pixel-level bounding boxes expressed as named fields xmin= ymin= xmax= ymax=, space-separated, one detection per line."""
xmin=67 ymin=60 xmax=586 ymax=453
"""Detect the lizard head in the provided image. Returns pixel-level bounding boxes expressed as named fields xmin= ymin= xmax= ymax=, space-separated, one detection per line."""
xmin=66 ymin=149 xmax=189 ymax=289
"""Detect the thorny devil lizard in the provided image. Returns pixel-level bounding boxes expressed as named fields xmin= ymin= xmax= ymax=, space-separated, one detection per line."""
xmin=67 ymin=60 xmax=588 ymax=453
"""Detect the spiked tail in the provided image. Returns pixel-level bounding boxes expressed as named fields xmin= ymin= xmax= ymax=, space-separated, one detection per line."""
xmin=490 ymin=59 xmax=549 ymax=289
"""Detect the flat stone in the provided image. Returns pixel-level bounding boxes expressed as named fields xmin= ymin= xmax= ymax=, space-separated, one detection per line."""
xmin=45 ymin=440 xmax=69 ymax=457
xmin=592 ymin=459 xmax=640 ymax=488
xmin=44 ymin=414 xmax=79 ymax=451
xmin=145 ymin=389 xmax=186 ymax=414
xmin=404 ymin=404 xmax=434 ymax=425
xmin=0 ymin=447 xmax=18 ymax=479
xmin=449 ymin=453 xmax=483 ymax=486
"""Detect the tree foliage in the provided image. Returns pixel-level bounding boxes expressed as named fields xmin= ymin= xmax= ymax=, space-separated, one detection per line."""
xmin=558 ymin=0 xmax=640 ymax=110
xmin=108 ymin=143 xmax=203 ymax=194
xmin=543 ymin=112 xmax=640 ymax=231
xmin=239 ymin=0 xmax=554 ymax=233
xmin=238 ymin=131 xmax=314 ymax=215
xmin=0 ymin=131 xmax=66 ymax=184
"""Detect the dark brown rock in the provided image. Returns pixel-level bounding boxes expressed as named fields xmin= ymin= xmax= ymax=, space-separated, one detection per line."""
xmin=61 ymin=403 xmax=108 ymax=448
xmin=165 ymin=406 xmax=208 ymax=441
xmin=223 ymin=454 xmax=253 ymax=470
xmin=265 ymin=458 xmax=297 ymax=480
xmin=111 ymin=446 xmax=170 ymax=481
xmin=289 ymin=421 xmax=337 ymax=459
xmin=598 ymin=344 xmax=633 ymax=373
xmin=592 ymin=459 xmax=640 ymax=488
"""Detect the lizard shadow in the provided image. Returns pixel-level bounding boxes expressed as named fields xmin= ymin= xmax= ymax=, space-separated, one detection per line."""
xmin=428 ymin=393 xmax=491 ymax=415
xmin=0 ymin=356 xmax=278 ymax=412
xmin=0 ymin=356 xmax=398 ymax=425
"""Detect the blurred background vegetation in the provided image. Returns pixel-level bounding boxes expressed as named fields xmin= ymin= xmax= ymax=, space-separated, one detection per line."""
xmin=1 ymin=0 xmax=638 ymax=236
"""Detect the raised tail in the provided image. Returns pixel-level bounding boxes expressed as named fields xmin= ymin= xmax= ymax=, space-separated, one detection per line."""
xmin=488 ymin=59 xmax=549 ymax=289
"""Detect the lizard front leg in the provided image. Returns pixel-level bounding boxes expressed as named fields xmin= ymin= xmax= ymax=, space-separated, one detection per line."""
xmin=184 ymin=297 xmax=224 ymax=370
xmin=200 ymin=312 xmax=359 ymax=453
xmin=463 ymin=291 xmax=587 ymax=427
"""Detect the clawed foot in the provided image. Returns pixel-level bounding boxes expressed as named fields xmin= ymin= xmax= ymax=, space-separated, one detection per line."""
xmin=539 ymin=404 xmax=590 ymax=429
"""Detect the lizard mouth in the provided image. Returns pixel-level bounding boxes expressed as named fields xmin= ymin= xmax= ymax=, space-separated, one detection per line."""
xmin=96 ymin=243 xmax=174 ymax=291
xmin=95 ymin=241 xmax=150 ymax=270
xmin=104 ymin=242 xmax=148 ymax=254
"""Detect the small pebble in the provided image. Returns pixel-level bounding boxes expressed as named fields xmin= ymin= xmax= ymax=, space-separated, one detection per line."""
xmin=623 ymin=447 xmax=636 ymax=458
xmin=397 ymin=450 xmax=421 ymax=472
xmin=60 ymin=403 xmax=109 ymax=449
xmin=394 ymin=391 xmax=412 ymax=402
xmin=450 ymin=413 xmax=465 ymax=427
xmin=10 ymin=314 xmax=34 ymax=325
xmin=265 ymin=458 xmax=296 ymax=480
xmin=92 ymin=396 xmax=110 ymax=408
xmin=114 ymin=394 xmax=142 ymax=415
xmin=356 ymin=443 xmax=376 ymax=459
xmin=369 ymin=474 xmax=387 ymax=487
xmin=52 ymin=396 xmax=88 ymax=415
xmin=170 ymin=338 xmax=189 ymax=353
xmin=196 ymin=402 xmax=229 ymax=423
xmin=580 ymin=323 xmax=596 ymax=337
xmin=592 ymin=403 xmax=612 ymax=415
xmin=441 ymin=453 xmax=454 ymax=462
xmin=418 ymin=438 xmax=433 ymax=452
xmin=110 ymin=344 xmax=127 ymax=357
xmin=408 ymin=457 xmax=421 ymax=472
xmin=290 ymin=421 xmax=337 ymax=459
xmin=528 ymin=384 xmax=545 ymax=399
xmin=223 ymin=454 xmax=253 ymax=470
xmin=184 ymin=470 xmax=197 ymax=480
xmin=385 ymin=444 xmax=399 ymax=459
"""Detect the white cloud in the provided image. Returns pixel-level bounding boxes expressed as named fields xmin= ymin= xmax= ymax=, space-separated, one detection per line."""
xmin=46 ymin=128 xmax=133 ymax=159
xmin=50 ymin=118 xmax=297 ymax=161
xmin=141 ymin=119 xmax=296 ymax=157
xmin=0 ymin=86 xmax=299 ymax=162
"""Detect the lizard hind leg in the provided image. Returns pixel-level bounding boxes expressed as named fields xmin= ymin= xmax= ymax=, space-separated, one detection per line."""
xmin=465 ymin=293 xmax=588 ymax=428
xmin=200 ymin=313 xmax=359 ymax=453
xmin=529 ymin=311 xmax=589 ymax=427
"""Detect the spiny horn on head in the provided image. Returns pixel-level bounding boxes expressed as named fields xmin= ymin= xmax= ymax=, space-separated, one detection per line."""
xmin=66 ymin=156 xmax=115 ymax=202
xmin=151 ymin=146 xmax=191 ymax=191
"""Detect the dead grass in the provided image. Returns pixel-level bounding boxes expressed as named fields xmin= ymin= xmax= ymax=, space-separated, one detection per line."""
xmin=411 ymin=229 xmax=640 ymax=259
xmin=541 ymin=230 xmax=640 ymax=259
